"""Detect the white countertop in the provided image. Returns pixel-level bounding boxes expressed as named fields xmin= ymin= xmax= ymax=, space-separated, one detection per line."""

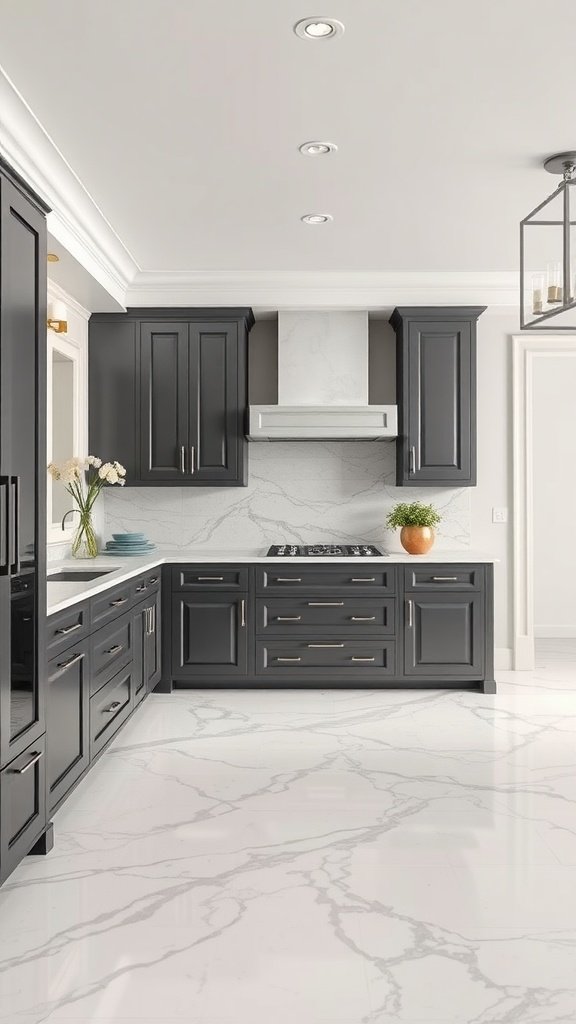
xmin=47 ymin=548 xmax=498 ymax=617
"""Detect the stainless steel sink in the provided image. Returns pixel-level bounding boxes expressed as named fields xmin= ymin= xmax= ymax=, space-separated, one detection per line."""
xmin=48 ymin=570 xmax=115 ymax=582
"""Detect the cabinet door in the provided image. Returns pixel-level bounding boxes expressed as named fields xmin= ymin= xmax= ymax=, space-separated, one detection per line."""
xmin=139 ymin=322 xmax=189 ymax=481
xmin=132 ymin=604 xmax=145 ymax=706
xmin=0 ymin=735 xmax=46 ymax=884
xmin=89 ymin=319 xmax=138 ymax=482
xmin=187 ymin=322 xmax=244 ymax=484
xmin=144 ymin=590 xmax=162 ymax=692
xmin=46 ymin=642 xmax=90 ymax=812
xmin=172 ymin=592 xmax=247 ymax=677
xmin=404 ymin=592 xmax=484 ymax=677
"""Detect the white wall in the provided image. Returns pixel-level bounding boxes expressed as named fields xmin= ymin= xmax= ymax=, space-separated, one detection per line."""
xmin=533 ymin=354 xmax=576 ymax=637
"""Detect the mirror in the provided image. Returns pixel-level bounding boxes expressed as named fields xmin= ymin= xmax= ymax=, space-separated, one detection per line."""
xmin=47 ymin=319 xmax=87 ymax=544
xmin=51 ymin=350 xmax=75 ymax=523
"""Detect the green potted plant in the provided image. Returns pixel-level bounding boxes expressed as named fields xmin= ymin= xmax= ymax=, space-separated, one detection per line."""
xmin=386 ymin=501 xmax=442 ymax=555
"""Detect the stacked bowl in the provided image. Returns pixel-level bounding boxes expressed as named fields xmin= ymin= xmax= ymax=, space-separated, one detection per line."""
xmin=104 ymin=532 xmax=156 ymax=556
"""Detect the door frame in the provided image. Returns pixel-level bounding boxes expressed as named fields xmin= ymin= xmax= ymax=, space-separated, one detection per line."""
xmin=512 ymin=335 xmax=576 ymax=668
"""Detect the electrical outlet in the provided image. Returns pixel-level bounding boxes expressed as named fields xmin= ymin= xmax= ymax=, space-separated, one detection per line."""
xmin=492 ymin=507 xmax=508 ymax=524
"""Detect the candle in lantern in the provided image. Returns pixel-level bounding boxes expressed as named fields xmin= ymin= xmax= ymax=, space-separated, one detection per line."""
xmin=547 ymin=261 xmax=562 ymax=303
xmin=532 ymin=273 xmax=544 ymax=314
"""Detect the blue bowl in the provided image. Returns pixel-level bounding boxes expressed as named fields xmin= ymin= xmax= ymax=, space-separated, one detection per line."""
xmin=112 ymin=532 xmax=145 ymax=541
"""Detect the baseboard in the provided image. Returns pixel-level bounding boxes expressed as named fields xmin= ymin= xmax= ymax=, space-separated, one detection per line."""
xmin=495 ymin=647 xmax=513 ymax=671
xmin=534 ymin=626 xmax=576 ymax=639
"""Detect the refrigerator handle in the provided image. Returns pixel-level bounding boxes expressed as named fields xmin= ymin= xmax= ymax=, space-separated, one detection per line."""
xmin=10 ymin=476 xmax=20 ymax=575
xmin=0 ymin=476 xmax=8 ymax=575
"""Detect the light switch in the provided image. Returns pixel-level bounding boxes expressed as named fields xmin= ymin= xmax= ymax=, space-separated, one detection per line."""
xmin=492 ymin=507 xmax=508 ymax=524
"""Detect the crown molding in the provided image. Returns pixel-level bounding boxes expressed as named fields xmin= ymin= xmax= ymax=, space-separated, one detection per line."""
xmin=0 ymin=66 xmax=138 ymax=307
xmin=126 ymin=270 xmax=519 ymax=312
xmin=48 ymin=278 xmax=91 ymax=322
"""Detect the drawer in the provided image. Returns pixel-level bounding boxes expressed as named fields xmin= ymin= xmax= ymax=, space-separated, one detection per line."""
xmin=0 ymin=735 xmax=47 ymax=884
xmin=256 ymin=640 xmax=396 ymax=677
xmin=257 ymin=565 xmax=395 ymax=594
xmin=172 ymin=566 xmax=249 ymax=591
xmin=90 ymin=666 xmax=134 ymax=758
xmin=91 ymin=581 xmax=134 ymax=629
xmin=46 ymin=601 xmax=90 ymax=659
xmin=90 ymin=612 xmax=133 ymax=696
xmin=132 ymin=570 xmax=161 ymax=601
xmin=404 ymin=565 xmax=485 ymax=591
xmin=257 ymin=597 xmax=395 ymax=635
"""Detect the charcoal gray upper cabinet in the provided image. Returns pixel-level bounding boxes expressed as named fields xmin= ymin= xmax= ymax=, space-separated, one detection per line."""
xmin=89 ymin=309 xmax=254 ymax=486
xmin=390 ymin=307 xmax=485 ymax=486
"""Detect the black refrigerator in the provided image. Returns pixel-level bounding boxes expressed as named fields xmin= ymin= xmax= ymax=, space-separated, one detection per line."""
xmin=0 ymin=157 xmax=49 ymax=883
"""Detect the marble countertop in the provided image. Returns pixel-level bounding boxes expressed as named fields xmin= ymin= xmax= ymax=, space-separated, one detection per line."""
xmin=47 ymin=548 xmax=497 ymax=617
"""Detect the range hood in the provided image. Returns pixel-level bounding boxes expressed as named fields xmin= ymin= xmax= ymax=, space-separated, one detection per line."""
xmin=247 ymin=311 xmax=397 ymax=440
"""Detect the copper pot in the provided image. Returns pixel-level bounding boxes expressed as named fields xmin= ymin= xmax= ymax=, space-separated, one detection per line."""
xmin=400 ymin=525 xmax=435 ymax=555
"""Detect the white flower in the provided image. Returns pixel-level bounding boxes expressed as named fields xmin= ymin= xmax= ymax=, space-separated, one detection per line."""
xmin=47 ymin=462 xmax=61 ymax=480
xmin=119 ymin=478 xmax=126 ymax=486
xmin=61 ymin=458 xmax=82 ymax=484
xmin=87 ymin=455 xmax=102 ymax=468
xmin=113 ymin=461 xmax=126 ymax=477
xmin=106 ymin=467 xmax=119 ymax=484
xmin=99 ymin=462 xmax=112 ymax=480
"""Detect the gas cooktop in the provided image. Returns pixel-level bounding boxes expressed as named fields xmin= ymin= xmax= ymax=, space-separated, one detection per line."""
xmin=266 ymin=544 xmax=385 ymax=557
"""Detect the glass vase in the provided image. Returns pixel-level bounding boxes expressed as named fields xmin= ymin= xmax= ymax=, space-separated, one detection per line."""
xmin=71 ymin=511 xmax=98 ymax=559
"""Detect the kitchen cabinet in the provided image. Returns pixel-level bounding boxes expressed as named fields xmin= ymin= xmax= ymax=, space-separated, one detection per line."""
xmin=46 ymin=640 xmax=90 ymax=813
xmin=172 ymin=592 xmax=248 ymax=678
xmin=404 ymin=591 xmax=484 ymax=678
xmin=0 ymin=735 xmax=47 ymax=884
xmin=134 ymin=588 xmax=161 ymax=705
xmin=390 ymin=307 xmax=485 ymax=486
xmin=89 ymin=308 xmax=254 ymax=487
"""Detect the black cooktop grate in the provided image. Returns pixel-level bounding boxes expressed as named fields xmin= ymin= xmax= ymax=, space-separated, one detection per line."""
xmin=266 ymin=544 xmax=384 ymax=557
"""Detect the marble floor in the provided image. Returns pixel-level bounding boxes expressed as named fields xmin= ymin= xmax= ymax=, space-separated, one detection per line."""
xmin=1 ymin=643 xmax=576 ymax=1024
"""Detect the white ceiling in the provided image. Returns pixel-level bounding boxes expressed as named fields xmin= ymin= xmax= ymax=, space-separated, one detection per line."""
xmin=0 ymin=0 xmax=574 ymax=277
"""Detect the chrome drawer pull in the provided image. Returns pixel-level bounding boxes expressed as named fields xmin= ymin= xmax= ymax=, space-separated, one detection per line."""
xmin=136 ymin=584 xmax=148 ymax=593
xmin=197 ymin=576 xmax=224 ymax=581
xmin=276 ymin=577 xmax=302 ymax=583
xmin=105 ymin=644 xmax=124 ymax=655
xmin=103 ymin=701 xmax=122 ymax=713
xmin=351 ymin=577 xmax=376 ymax=583
xmin=57 ymin=652 xmax=85 ymax=670
xmin=350 ymin=616 xmax=376 ymax=622
xmin=55 ymin=622 xmax=81 ymax=636
xmin=276 ymin=616 xmax=302 ymax=621
xmin=351 ymin=656 xmax=376 ymax=662
xmin=110 ymin=598 xmax=127 ymax=607
xmin=148 ymin=577 xmax=159 ymax=584
xmin=308 ymin=643 xmax=344 ymax=648
xmin=431 ymin=576 xmax=459 ymax=582
xmin=308 ymin=601 xmax=344 ymax=607
xmin=11 ymin=750 xmax=43 ymax=774
xmin=276 ymin=656 xmax=301 ymax=662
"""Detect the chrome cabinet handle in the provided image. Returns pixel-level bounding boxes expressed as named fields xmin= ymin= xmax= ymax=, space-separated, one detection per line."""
xmin=407 ymin=599 xmax=414 ymax=628
xmin=190 ymin=446 xmax=195 ymax=475
xmin=105 ymin=644 xmax=124 ymax=655
xmin=11 ymin=750 xmax=43 ymax=774
xmin=276 ymin=616 xmax=302 ymax=621
xmin=148 ymin=577 xmax=159 ymax=584
xmin=351 ymin=577 xmax=376 ymax=583
xmin=103 ymin=701 xmax=122 ymax=713
xmin=10 ymin=476 xmax=20 ymax=574
xmin=409 ymin=446 xmax=416 ymax=473
xmin=431 ymin=576 xmax=459 ymax=582
xmin=0 ymin=476 xmax=8 ymax=576
xmin=350 ymin=616 xmax=376 ymax=622
xmin=308 ymin=601 xmax=344 ymax=607
xmin=55 ymin=622 xmax=82 ymax=635
xmin=351 ymin=656 xmax=376 ymax=662
xmin=241 ymin=599 xmax=246 ymax=627
xmin=110 ymin=598 xmax=127 ymax=607
xmin=308 ymin=643 xmax=344 ymax=648
xmin=276 ymin=656 xmax=301 ymax=662
xmin=136 ymin=583 xmax=148 ymax=593
xmin=56 ymin=652 xmax=85 ymax=670
xmin=197 ymin=576 xmax=224 ymax=581
xmin=276 ymin=577 xmax=302 ymax=583
xmin=180 ymin=445 xmax=186 ymax=473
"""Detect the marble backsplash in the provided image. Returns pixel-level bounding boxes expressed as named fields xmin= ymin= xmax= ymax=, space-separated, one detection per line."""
xmin=102 ymin=442 xmax=471 ymax=553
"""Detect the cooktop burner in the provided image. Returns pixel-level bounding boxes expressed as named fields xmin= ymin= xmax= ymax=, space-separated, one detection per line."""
xmin=266 ymin=544 xmax=384 ymax=557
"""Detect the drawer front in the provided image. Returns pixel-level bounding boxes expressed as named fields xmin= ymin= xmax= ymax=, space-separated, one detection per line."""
xmin=47 ymin=641 xmax=90 ymax=812
xmin=91 ymin=581 xmax=134 ymax=629
xmin=90 ymin=667 xmax=134 ymax=758
xmin=257 ymin=565 xmax=395 ymax=594
xmin=404 ymin=565 xmax=485 ymax=591
xmin=257 ymin=597 xmax=395 ymax=635
xmin=172 ymin=566 xmax=249 ymax=591
xmin=0 ymin=735 xmax=47 ymax=884
xmin=256 ymin=640 xmax=396 ymax=677
xmin=90 ymin=613 xmax=133 ymax=696
xmin=132 ymin=571 xmax=161 ymax=601
xmin=46 ymin=602 xmax=90 ymax=659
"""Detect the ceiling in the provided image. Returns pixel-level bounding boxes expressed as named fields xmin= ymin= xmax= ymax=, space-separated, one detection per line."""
xmin=0 ymin=0 xmax=574 ymax=279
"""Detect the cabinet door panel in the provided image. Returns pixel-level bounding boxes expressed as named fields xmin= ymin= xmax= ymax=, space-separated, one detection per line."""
xmin=188 ymin=323 xmax=241 ymax=482
xmin=140 ymin=323 xmax=188 ymax=480
xmin=404 ymin=592 xmax=483 ymax=677
xmin=0 ymin=735 xmax=46 ymax=883
xmin=172 ymin=593 xmax=247 ymax=676
xmin=145 ymin=590 xmax=162 ymax=692
xmin=47 ymin=642 xmax=90 ymax=812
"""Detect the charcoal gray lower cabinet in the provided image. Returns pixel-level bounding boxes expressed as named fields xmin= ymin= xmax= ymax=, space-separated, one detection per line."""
xmin=404 ymin=592 xmax=484 ymax=678
xmin=0 ymin=735 xmax=47 ymax=883
xmin=46 ymin=640 xmax=90 ymax=813
xmin=390 ymin=307 xmax=486 ymax=486
xmin=172 ymin=592 xmax=248 ymax=678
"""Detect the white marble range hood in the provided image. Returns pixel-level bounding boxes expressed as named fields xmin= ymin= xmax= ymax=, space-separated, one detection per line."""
xmin=248 ymin=311 xmax=397 ymax=440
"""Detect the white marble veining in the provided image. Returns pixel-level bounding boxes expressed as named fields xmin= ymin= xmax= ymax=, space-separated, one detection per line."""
xmin=103 ymin=441 xmax=471 ymax=551
xmin=1 ymin=642 xmax=575 ymax=1023
xmin=278 ymin=311 xmax=369 ymax=405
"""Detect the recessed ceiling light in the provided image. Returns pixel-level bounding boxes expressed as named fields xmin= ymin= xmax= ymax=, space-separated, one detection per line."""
xmin=299 ymin=141 xmax=338 ymax=156
xmin=301 ymin=213 xmax=333 ymax=224
xmin=294 ymin=17 xmax=345 ymax=40
xmin=47 ymin=252 xmax=60 ymax=262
